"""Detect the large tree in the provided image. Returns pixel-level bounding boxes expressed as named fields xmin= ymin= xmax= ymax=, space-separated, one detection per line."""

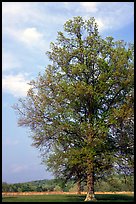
xmin=13 ymin=17 xmax=134 ymax=201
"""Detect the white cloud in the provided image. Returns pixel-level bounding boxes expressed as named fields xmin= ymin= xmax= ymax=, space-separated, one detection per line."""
xmin=2 ymin=2 xmax=43 ymax=26
xmin=2 ymin=2 xmax=47 ymax=50
xmin=2 ymin=2 xmax=134 ymax=36
xmin=22 ymin=28 xmax=42 ymax=42
xmin=2 ymin=52 xmax=21 ymax=72
xmin=2 ymin=73 xmax=31 ymax=97
xmin=4 ymin=26 xmax=46 ymax=50
xmin=2 ymin=2 xmax=28 ymax=16
xmin=2 ymin=2 xmax=66 ymax=30
xmin=80 ymin=2 xmax=100 ymax=13
xmin=79 ymin=2 xmax=134 ymax=32
xmin=18 ymin=27 xmax=44 ymax=47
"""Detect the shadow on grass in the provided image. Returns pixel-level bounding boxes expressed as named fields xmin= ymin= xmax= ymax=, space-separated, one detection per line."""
xmin=88 ymin=194 xmax=134 ymax=202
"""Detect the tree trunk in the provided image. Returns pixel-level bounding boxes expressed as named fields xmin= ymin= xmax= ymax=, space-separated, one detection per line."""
xmin=77 ymin=178 xmax=81 ymax=194
xmin=84 ymin=160 xmax=96 ymax=201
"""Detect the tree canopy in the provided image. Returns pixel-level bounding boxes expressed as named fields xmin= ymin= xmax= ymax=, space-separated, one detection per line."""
xmin=13 ymin=16 xmax=134 ymax=201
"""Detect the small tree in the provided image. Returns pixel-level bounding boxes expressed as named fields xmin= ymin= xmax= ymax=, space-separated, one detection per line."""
xmin=13 ymin=16 xmax=134 ymax=201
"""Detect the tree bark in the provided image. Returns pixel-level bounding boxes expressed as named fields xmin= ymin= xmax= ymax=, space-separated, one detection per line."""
xmin=77 ymin=178 xmax=81 ymax=194
xmin=84 ymin=160 xmax=96 ymax=201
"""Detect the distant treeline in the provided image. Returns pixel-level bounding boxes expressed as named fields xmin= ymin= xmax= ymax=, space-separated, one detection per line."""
xmin=2 ymin=174 xmax=134 ymax=193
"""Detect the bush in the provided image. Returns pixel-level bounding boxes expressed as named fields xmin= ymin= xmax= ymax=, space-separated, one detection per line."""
xmin=54 ymin=185 xmax=62 ymax=192
xmin=69 ymin=183 xmax=78 ymax=192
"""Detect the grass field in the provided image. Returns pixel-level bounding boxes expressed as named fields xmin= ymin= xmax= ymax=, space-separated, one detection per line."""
xmin=2 ymin=193 xmax=134 ymax=202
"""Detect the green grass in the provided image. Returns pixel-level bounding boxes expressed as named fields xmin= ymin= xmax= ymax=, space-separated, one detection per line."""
xmin=2 ymin=194 xmax=134 ymax=202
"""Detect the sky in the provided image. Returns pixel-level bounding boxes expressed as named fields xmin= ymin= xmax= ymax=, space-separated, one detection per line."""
xmin=2 ymin=2 xmax=134 ymax=184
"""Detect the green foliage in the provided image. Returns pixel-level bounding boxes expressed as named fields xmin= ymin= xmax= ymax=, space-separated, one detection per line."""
xmin=13 ymin=16 xmax=134 ymax=196
xmin=54 ymin=185 xmax=62 ymax=192
xmin=2 ymin=175 xmax=134 ymax=193
xmin=69 ymin=183 xmax=79 ymax=192
xmin=2 ymin=182 xmax=10 ymax=192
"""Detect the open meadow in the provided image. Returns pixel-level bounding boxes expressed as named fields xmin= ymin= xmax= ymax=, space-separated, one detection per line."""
xmin=2 ymin=192 xmax=134 ymax=202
